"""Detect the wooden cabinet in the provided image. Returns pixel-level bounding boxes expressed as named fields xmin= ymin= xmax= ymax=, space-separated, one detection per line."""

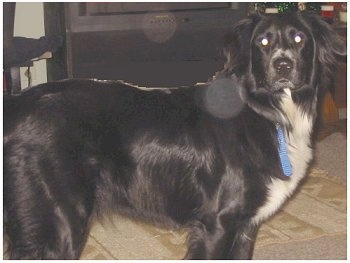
xmin=334 ymin=59 xmax=347 ymax=109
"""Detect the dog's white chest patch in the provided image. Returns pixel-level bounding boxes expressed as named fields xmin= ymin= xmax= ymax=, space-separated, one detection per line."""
xmin=252 ymin=95 xmax=313 ymax=224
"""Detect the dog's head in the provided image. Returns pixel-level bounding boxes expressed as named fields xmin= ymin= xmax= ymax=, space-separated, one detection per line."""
xmin=221 ymin=12 xmax=346 ymax=124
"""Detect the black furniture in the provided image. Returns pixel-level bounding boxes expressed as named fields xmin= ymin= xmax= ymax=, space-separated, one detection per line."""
xmin=44 ymin=3 xmax=248 ymax=87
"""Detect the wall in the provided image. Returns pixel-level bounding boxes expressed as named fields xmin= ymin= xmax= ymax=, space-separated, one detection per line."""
xmin=14 ymin=2 xmax=47 ymax=88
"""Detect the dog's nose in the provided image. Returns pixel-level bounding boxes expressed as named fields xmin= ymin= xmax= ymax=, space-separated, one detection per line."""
xmin=273 ymin=58 xmax=293 ymax=76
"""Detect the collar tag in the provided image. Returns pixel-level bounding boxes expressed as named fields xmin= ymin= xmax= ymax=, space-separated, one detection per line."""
xmin=276 ymin=124 xmax=293 ymax=176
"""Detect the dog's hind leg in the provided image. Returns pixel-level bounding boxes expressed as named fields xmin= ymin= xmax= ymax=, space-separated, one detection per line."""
xmin=4 ymin=182 xmax=93 ymax=260
xmin=4 ymin=184 xmax=92 ymax=259
xmin=4 ymin=144 xmax=94 ymax=259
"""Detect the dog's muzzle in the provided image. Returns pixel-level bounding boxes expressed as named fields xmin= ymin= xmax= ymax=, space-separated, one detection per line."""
xmin=268 ymin=55 xmax=300 ymax=92
xmin=273 ymin=57 xmax=293 ymax=78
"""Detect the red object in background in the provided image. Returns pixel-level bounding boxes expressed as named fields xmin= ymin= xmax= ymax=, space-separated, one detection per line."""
xmin=321 ymin=5 xmax=335 ymax=23
xmin=321 ymin=5 xmax=334 ymax=18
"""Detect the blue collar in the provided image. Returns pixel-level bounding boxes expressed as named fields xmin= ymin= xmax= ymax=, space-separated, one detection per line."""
xmin=276 ymin=123 xmax=293 ymax=177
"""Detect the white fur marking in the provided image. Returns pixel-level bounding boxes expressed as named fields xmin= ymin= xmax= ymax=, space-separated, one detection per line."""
xmin=252 ymin=94 xmax=313 ymax=224
xmin=284 ymin=88 xmax=292 ymax=97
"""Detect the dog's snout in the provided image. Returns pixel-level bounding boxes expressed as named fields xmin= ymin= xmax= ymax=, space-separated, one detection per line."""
xmin=273 ymin=58 xmax=293 ymax=76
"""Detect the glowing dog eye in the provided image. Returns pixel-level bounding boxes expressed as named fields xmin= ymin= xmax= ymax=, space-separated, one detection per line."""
xmin=261 ymin=37 xmax=269 ymax=46
xmin=294 ymin=35 xmax=302 ymax=43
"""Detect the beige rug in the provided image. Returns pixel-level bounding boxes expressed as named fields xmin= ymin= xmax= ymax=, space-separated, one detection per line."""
xmin=81 ymin=168 xmax=347 ymax=259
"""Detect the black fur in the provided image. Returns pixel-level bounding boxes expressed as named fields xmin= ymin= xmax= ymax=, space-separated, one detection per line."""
xmin=3 ymin=12 xmax=346 ymax=259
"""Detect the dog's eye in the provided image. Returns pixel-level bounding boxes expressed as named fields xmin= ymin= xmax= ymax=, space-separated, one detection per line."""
xmin=293 ymin=33 xmax=304 ymax=44
xmin=260 ymin=37 xmax=269 ymax=46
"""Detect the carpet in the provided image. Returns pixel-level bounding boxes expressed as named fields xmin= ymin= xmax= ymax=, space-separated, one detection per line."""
xmin=313 ymin=132 xmax=347 ymax=183
xmin=81 ymin=168 xmax=347 ymax=259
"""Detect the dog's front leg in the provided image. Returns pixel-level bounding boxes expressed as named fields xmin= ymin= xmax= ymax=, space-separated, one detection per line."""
xmin=227 ymin=223 xmax=259 ymax=259
xmin=185 ymin=214 xmax=259 ymax=259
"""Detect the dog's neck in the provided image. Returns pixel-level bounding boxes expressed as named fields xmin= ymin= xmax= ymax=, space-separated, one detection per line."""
xmin=278 ymin=89 xmax=315 ymax=177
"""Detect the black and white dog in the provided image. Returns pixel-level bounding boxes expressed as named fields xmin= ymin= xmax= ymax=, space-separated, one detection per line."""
xmin=3 ymin=12 xmax=346 ymax=259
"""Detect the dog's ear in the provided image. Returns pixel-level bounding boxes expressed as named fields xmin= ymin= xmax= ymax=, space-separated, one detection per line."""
xmin=222 ymin=15 xmax=261 ymax=75
xmin=300 ymin=11 xmax=346 ymax=58
xmin=298 ymin=11 xmax=346 ymax=96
